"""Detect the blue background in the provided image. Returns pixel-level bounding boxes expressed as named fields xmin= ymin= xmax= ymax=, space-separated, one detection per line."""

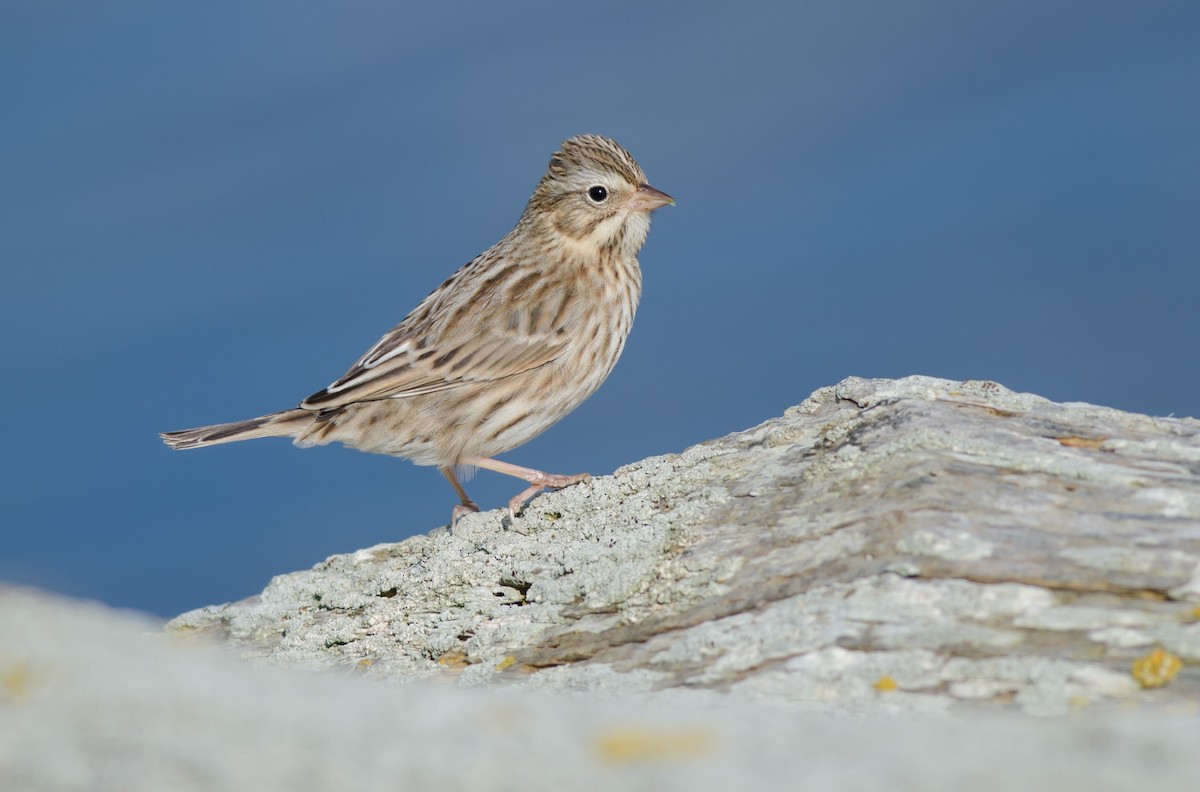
xmin=3 ymin=1 xmax=1198 ymax=617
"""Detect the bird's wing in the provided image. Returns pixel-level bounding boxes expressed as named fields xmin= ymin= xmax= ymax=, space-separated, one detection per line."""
xmin=300 ymin=328 xmax=566 ymax=410
xmin=300 ymin=259 xmax=576 ymax=411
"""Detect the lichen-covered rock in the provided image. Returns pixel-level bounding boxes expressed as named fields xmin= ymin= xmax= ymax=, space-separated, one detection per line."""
xmin=6 ymin=585 xmax=1199 ymax=791
xmin=168 ymin=376 xmax=1200 ymax=715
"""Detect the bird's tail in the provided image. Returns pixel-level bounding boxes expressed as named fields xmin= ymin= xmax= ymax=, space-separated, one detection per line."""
xmin=160 ymin=408 xmax=313 ymax=450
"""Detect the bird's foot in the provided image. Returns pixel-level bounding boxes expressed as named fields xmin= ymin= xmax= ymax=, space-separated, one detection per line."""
xmin=450 ymin=500 xmax=481 ymax=530
xmin=505 ymin=471 xmax=592 ymax=521
xmin=457 ymin=455 xmax=592 ymax=522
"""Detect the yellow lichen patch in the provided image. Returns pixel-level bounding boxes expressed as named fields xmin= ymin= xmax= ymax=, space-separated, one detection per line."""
xmin=873 ymin=675 xmax=898 ymax=692
xmin=1191 ymin=607 xmax=1200 ymax=622
xmin=2 ymin=662 xmax=33 ymax=703
xmin=494 ymin=656 xmax=517 ymax=671
xmin=1131 ymin=647 xmax=1182 ymax=689
xmin=593 ymin=726 xmax=716 ymax=764
xmin=436 ymin=650 xmax=470 ymax=669
xmin=1056 ymin=435 xmax=1108 ymax=449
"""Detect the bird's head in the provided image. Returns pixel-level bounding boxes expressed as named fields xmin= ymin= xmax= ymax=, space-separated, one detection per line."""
xmin=526 ymin=135 xmax=673 ymax=259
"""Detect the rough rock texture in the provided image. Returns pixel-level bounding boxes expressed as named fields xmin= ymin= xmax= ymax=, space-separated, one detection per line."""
xmin=168 ymin=376 xmax=1200 ymax=716
xmin=6 ymin=587 xmax=1199 ymax=791
xmin=8 ymin=376 xmax=1200 ymax=789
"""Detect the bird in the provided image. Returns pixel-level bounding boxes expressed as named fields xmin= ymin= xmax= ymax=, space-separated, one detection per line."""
xmin=161 ymin=134 xmax=673 ymax=527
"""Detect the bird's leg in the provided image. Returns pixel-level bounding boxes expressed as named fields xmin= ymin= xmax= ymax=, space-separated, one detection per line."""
xmin=460 ymin=456 xmax=591 ymax=521
xmin=442 ymin=467 xmax=480 ymax=529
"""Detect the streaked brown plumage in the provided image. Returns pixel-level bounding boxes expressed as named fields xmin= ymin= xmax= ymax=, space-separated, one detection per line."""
xmin=161 ymin=135 xmax=673 ymax=525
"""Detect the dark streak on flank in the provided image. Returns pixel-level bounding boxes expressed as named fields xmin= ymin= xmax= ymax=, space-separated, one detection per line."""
xmin=550 ymin=288 xmax=577 ymax=329
xmin=492 ymin=410 xmax=534 ymax=439
xmin=490 ymin=391 xmax=517 ymax=409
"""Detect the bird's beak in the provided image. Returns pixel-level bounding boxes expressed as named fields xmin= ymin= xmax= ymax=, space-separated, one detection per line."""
xmin=627 ymin=183 xmax=675 ymax=212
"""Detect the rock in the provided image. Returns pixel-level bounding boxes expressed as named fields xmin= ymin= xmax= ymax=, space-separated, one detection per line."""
xmin=5 ymin=586 xmax=1198 ymax=790
xmin=166 ymin=375 xmax=1200 ymax=716
xmin=7 ymin=376 xmax=1200 ymax=789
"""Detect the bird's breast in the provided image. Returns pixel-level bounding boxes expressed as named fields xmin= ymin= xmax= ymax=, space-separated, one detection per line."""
xmin=556 ymin=255 xmax=641 ymax=387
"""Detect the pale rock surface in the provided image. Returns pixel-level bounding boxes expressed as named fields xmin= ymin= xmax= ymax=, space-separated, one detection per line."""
xmin=6 ymin=586 xmax=1198 ymax=790
xmin=5 ymin=376 xmax=1200 ymax=789
xmin=170 ymin=376 xmax=1200 ymax=715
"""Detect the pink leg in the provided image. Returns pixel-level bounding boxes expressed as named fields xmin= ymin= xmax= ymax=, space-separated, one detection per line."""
xmin=460 ymin=456 xmax=591 ymax=521
xmin=442 ymin=467 xmax=480 ymax=529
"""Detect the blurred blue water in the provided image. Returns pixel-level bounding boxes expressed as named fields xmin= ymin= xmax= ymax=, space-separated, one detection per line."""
xmin=3 ymin=1 xmax=1198 ymax=616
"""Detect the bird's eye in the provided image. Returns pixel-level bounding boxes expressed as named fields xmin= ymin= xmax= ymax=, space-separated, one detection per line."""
xmin=587 ymin=185 xmax=608 ymax=203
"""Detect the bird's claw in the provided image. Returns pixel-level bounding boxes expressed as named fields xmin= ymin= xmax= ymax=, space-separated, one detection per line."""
xmin=450 ymin=500 xmax=481 ymax=530
xmin=506 ymin=472 xmax=592 ymax=521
